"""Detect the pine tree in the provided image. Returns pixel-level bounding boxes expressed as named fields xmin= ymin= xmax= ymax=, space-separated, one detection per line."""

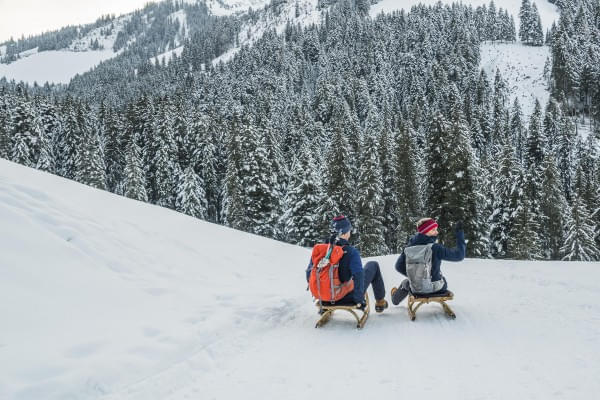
xmin=523 ymin=99 xmax=545 ymax=215
xmin=510 ymin=98 xmax=526 ymax=164
xmin=0 ymin=91 xmax=12 ymax=159
xmin=539 ymin=154 xmax=568 ymax=259
xmin=284 ymin=140 xmax=322 ymax=247
xmin=148 ymin=100 xmax=178 ymax=208
xmin=11 ymin=95 xmax=40 ymax=168
xmin=356 ymin=132 xmax=387 ymax=257
xmin=76 ymin=125 xmax=107 ymax=190
xmin=507 ymin=196 xmax=543 ymax=260
xmin=394 ymin=122 xmax=422 ymax=250
xmin=242 ymin=125 xmax=279 ymax=238
xmin=223 ymin=112 xmax=246 ymax=230
xmin=561 ymin=194 xmax=600 ymax=261
xmin=190 ymin=112 xmax=218 ymax=222
xmin=519 ymin=0 xmax=533 ymax=44
xmin=36 ymin=128 xmax=55 ymax=173
xmin=176 ymin=165 xmax=207 ymax=219
xmin=531 ymin=3 xmax=544 ymax=45
xmin=321 ymin=106 xmax=355 ymax=224
xmin=489 ymin=137 xmax=521 ymax=257
xmin=555 ymin=111 xmax=576 ymax=201
xmin=123 ymin=139 xmax=148 ymax=202
xmin=74 ymin=104 xmax=107 ymax=190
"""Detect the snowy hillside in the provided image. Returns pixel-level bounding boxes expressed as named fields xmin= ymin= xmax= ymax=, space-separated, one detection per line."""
xmin=371 ymin=0 xmax=559 ymax=30
xmin=372 ymin=0 xmax=559 ymax=118
xmin=1 ymin=158 xmax=600 ymax=400
xmin=212 ymin=0 xmax=322 ymax=66
xmin=480 ymin=42 xmax=550 ymax=117
xmin=0 ymin=15 xmax=131 ymax=85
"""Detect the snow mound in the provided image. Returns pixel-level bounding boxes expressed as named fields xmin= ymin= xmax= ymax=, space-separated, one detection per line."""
xmin=1 ymin=158 xmax=600 ymax=400
xmin=480 ymin=42 xmax=550 ymax=117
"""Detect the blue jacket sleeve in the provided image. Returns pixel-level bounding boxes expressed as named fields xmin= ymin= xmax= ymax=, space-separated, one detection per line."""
xmin=395 ymin=252 xmax=407 ymax=276
xmin=306 ymin=259 xmax=312 ymax=282
xmin=347 ymin=248 xmax=365 ymax=304
xmin=438 ymin=230 xmax=466 ymax=261
xmin=431 ymin=230 xmax=466 ymax=281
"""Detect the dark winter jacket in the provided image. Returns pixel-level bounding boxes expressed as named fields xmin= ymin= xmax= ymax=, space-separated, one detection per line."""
xmin=395 ymin=230 xmax=466 ymax=283
xmin=306 ymin=238 xmax=366 ymax=304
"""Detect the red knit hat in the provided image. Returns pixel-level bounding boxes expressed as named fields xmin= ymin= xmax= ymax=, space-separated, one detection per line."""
xmin=417 ymin=218 xmax=439 ymax=234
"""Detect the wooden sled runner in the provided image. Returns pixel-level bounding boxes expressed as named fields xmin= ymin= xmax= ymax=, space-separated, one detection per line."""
xmin=407 ymin=290 xmax=455 ymax=321
xmin=315 ymin=294 xmax=370 ymax=329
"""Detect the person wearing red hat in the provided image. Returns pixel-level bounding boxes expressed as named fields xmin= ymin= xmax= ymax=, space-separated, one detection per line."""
xmin=390 ymin=217 xmax=466 ymax=305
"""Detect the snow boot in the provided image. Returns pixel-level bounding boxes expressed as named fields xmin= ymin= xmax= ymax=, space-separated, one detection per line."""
xmin=375 ymin=299 xmax=388 ymax=313
xmin=391 ymin=287 xmax=409 ymax=305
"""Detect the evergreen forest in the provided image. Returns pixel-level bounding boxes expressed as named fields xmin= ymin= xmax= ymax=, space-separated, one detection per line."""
xmin=1 ymin=0 xmax=599 ymax=260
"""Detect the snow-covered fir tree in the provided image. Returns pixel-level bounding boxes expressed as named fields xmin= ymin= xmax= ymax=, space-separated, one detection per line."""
xmin=284 ymin=140 xmax=322 ymax=247
xmin=122 ymin=139 xmax=148 ymax=202
xmin=355 ymin=131 xmax=387 ymax=257
xmin=175 ymin=165 xmax=207 ymax=219
xmin=561 ymin=194 xmax=600 ymax=261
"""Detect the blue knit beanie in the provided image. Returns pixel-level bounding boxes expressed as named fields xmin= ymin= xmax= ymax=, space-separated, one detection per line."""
xmin=332 ymin=215 xmax=352 ymax=234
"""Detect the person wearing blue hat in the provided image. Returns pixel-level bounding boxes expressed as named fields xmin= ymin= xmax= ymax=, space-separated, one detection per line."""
xmin=306 ymin=215 xmax=388 ymax=312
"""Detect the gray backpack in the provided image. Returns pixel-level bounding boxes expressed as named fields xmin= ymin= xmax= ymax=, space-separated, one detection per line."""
xmin=404 ymin=243 xmax=444 ymax=294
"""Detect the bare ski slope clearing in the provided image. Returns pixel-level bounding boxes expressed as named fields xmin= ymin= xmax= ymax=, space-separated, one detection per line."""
xmin=480 ymin=42 xmax=550 ymax=117
xmin=1 ymin=158 xmax=600 ymax=400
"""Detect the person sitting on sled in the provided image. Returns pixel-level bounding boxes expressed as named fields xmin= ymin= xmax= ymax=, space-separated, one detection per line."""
xmin=390 ymin=218 xmax=466 ymax=305
xmin=306 ymin=215 xmax=389 ymax=312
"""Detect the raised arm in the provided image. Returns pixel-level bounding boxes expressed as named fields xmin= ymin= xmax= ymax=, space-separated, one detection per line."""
xmin=437 ymin=230 xmax=466 ymax=262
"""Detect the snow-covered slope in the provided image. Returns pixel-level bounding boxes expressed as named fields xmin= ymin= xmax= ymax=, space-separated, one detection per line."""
xmin=1 ymin=158 xmax=600 ymax=400
xmin=0 ymin=15 xmax=131 ymax=85
xmin=212 ymin=0 xmax=322 ymax=66
xmin=371 ymin=0 xmax=559 ymax=32
xmin=480 ymin=42 xmax=550 ymax=117
xmin=371 ymin=1 xmax=559 ymax=118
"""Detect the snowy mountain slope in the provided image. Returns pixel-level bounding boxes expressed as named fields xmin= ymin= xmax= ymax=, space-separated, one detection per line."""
xmin=0 ymin=15 xmax=131 ymax=85
xmin=212 ymin=0 xmax=322 ymax=66
xmin=371 ymin=0 xmax=559 ymax=31
xmin=372 ymin=1 xmax=559 ymax=118
xmin=480 ymin=42 xmax=550 ymax=117
xmin=204 ymin=0 xmax=273 ymax=16
xmin=1 ymin=158 xmax=600 ymax=400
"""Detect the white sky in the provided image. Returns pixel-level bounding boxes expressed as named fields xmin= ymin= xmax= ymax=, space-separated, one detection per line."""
xmin=0 ymin=0 xmax=153 ymax=43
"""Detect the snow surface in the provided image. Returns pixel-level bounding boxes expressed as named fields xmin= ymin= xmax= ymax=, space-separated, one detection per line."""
xmin=204 ymin=0 xmax=272 ymax=16
xmin=1 ymin=157 xmax=600 ymax=400
xmin=213 ymin=0 xmax=322 ymax=66
xmin=371 ymin=0 xmax=560 ymax=33
xmin=0 ymin=49 xmax=118 ymax=85
xmin=480 ymin=42 xmax=550 ymax=117
xmin=0 ymin=15 xmax=130 ymax=85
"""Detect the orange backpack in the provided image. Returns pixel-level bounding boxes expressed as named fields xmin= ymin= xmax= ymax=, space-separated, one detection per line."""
xmin=309 ymin=243 xmax=354 ymax=302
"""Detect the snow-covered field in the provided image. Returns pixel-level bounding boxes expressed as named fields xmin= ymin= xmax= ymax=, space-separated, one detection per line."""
xmin=480 ymin=42 xmax=550 ymax=117
xmin=0 ymin=49 xmax=118 ymax=85
xmin=1 ymin=158 xmax=600 ymax=400
xmin=0 ymin=14 xmax=130 ymax=85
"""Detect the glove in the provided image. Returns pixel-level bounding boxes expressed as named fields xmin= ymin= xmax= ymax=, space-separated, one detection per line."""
xmin=356 ymin=302 xmax=367 ymax=311
xmin=454 ymin=221 xmax=464 ymax=231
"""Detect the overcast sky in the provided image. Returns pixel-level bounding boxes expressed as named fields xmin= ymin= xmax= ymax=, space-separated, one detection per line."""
xmin=0 ymin=0 xmax=152 ymax=43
